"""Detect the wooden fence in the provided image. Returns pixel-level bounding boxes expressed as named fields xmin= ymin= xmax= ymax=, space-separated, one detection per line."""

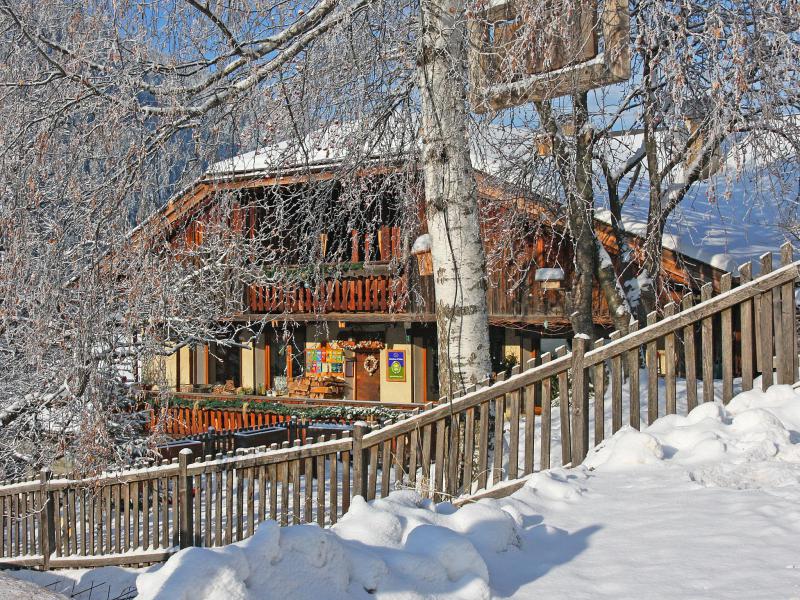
xmin=1 ymin=246 xmax=797 ymax=569
xmin=162 ymin=419 xmax=357 ymax=456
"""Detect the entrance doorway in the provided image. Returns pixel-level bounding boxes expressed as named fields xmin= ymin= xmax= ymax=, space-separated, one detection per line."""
xmin=354 ymin=350 xmax=381 ymax=401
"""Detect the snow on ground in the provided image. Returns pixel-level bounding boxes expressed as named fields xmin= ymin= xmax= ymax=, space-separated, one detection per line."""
xmin=14 ymin=383 xmax=800 ymax=599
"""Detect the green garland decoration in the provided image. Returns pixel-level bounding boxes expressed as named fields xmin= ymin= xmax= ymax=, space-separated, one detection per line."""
xmin=156 ymin=396 xmax=409 ymax=422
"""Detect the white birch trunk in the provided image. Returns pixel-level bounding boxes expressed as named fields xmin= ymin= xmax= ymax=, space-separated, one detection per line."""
xmin=417 ymin=0 xmax=491 ymax=397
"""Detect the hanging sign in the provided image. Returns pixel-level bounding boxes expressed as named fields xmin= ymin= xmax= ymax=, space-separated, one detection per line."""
xmin=386 ymin=350 xmax=406 ymax=382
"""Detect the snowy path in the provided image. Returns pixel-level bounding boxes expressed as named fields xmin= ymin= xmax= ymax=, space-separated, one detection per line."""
xmin=9 ymin=383 xmax=800 ymax=599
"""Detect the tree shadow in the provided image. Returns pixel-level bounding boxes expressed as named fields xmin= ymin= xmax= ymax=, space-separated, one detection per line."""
xmin=486 ymin=522 xmax=602 ymax=598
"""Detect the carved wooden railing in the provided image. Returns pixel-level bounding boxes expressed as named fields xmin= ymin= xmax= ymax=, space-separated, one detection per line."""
xmin=1 ymin=246 xmax=796 ymax=569
xmin=247 ymin=272 xmax=409 ymax=314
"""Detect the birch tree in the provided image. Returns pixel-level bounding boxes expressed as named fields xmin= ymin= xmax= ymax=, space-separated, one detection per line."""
xmin=418 ymin=0 xmax=492 ymax=396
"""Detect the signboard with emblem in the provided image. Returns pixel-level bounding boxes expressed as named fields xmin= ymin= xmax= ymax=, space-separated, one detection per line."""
xmin=386 ymin=350 xmax=406 ymax=382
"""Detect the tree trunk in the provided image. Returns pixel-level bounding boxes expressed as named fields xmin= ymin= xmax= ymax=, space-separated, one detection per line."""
xmin=595 ymin=240 xmax=631 ymax=336
xmin=639 ymin=214 xmax=666 ymax=316
xmin=639 ymin=46 xmax=662 ymax=317
xmin=565 ymin=93 xmax=596 ymax=338
xmin=417 ymin=0 xmax=492 ymax=397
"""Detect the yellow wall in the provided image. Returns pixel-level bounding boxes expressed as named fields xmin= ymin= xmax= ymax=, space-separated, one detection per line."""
xmin=254 ymin=334 xmax=266 ymax=392
xmin=380 ymin=342 xmax=413 ymax=404
xmin=179 ymin=346 xmax=192 ymax=389
xmin=164 ymin=352 xmax=178 ymax=389
xmin=241 ymin=341 xmax=254 ymax=390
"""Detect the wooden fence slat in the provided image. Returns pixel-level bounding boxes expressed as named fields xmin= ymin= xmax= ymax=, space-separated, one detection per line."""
xmin=645 ymin=311 xmax=659 ymax=424
xmin=720 ymin=274 xmax=734 ymax=402
xmin=330 ymin=450 xmax=338 ymax=525
xmin=408 ymin=428 xmax=419 ymax=488
xmin=215 ymin=459 xmax=225 ymax=546
xmin=464 ymin=408 xmax=476 ymax=493
xmin=492 ymin=395 xmax=505 ymax=485
xmin=142 ymin=479 xmax=150 ymax=550
xmin=610 ymin=333 xmax=623 ymax=433
xmin=103 ymin=485 xmax=112 ymax=554
xmin=556 ymin=346 xmax=571 ymax=466
xmin=421 ymin=424 xmax=433 ymax=490
xmin=0 ymin=493 xmax=5 ymax=559
xmin=627 ymin=321 xmax=640 ymax=429
xmin=523 ymin=380 xmax=536 ymax=476
xmin=394 ymin=434 xmax=407 ymax=490
xmin=509 ymin=388 xmax=521 ymax=480
xmin=225 ymin=461 xmax=234 ymax=543
xmin=447 ymin=415 xmax=460 ymax=497
xmin=433 ymin=419 xmax=446 ymax=497
xmin=122 ymin=482 xmax=131 ymax=552
xmin=246 ymin=464 xmax=256 ymax=536
xmin=477 ymin=402 xmax=489 ymax=490
xmin=592 ymin=340 xmax=605 ymax=445
xmin=780 ymin=245 xmax=796 ymax=383
xmin=665 ymin=303 xmax=677 ymax=415
xmin=236 ymin=462 xmax=244 ymax=542
xmin=571 ymin=337 xmax=589 ymax=463
xmin=304 ymin=446 xmax=314 ymax=524
xmin=540 ymin=353 xmax=552 ymax=471
xmin=113 ymin=483 xmax=122 ymax=554
xmin=381 ymin=439 xmax=393 ymax=498
xmin=701 ymin=284 xmax=715 ymax=403
xmin=759 ymin=253 xmax=774 ymax=391
xmin=83 ymin=487 xmax=93 ymax=558
xmin=681 ymin=295 xmax=698 ymax=412
xmin=343 ymin=444 xmax=353 ymax=516
xmin=288 ymin=453 xmax=299 ymax=527
xmin=22 ymin=492 xmax=30 ymax=557
xmin=367 ymin=443 xmax=378 ymax=502
xmin=190 ymin=471 xmax=200 ymax=547
xmin=316 ymin=448 xmax=326 ymax=526
xmin=782 ymin=245 xmax=798 ymax=382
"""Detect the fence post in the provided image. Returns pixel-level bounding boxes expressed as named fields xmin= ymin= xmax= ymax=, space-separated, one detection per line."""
xmin=571 ymin=335 xmax=589 ymax=464
xmin=39 ymin=468 xmax=54 ymax=570
xmin=178 ymin=448 xmax=194 ymax=549
xmin=206 ymin=426 xmax=215 ymax=456
xmin=781 ymin=243 xmax=797 ymax=384
xmin=351 ymin=421 xmax=371 ymax=500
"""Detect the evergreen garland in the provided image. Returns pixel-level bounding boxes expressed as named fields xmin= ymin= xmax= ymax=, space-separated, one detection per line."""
xmin=157 ymin=396 xmax=410 ymax=422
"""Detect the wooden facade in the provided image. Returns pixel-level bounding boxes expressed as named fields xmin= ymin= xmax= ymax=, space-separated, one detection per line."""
xmin=140 ymin=164 xmax=729 ymax=402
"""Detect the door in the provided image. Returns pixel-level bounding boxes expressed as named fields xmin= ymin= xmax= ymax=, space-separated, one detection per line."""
xmin=354 ymin=350 xmax=381 ymax=401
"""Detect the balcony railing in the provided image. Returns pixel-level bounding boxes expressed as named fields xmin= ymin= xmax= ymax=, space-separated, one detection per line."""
xmin=248 ymin=273 xmax=409 ymax=314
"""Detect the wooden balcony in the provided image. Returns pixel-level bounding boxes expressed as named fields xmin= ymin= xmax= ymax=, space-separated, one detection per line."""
xmin=486 ymin=272 xmax=612 ymax=326
xmin=247 ymin=271 xmax=410 ymax=315
xmin=244 ymin=260 xmax=611 ymax=327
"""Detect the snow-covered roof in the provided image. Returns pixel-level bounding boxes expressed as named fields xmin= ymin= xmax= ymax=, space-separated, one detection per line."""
xmin=411 ymin=233 xmax=432 ymax=255
xmin=534 ymin=267 xmax=565 ymax=281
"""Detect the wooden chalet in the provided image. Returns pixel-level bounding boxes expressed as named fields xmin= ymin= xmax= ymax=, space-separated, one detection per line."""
xmin=140 ymin=153 xmax=728 ymax=404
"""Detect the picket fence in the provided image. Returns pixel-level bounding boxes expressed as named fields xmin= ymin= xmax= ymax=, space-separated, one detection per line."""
xmin=0 ymin=245 xmax=797 ymax=569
